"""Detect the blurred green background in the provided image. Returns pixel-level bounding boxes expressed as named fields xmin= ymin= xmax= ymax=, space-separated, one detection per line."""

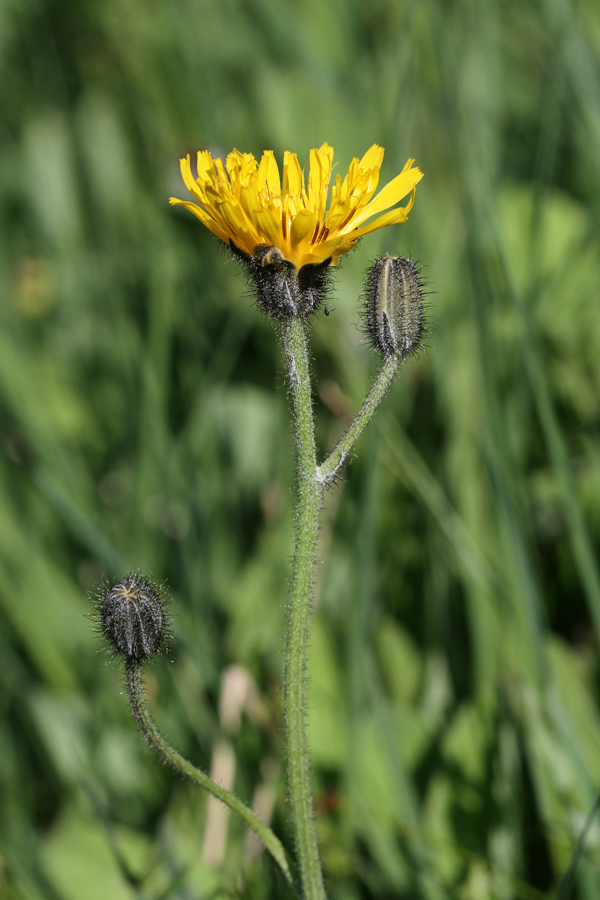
xmin=2 ymin=0 xmax=600 ymax=897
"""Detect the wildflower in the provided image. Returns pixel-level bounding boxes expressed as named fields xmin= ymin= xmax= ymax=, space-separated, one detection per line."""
xmin=170 ymin=144 xmax=422 ymax=270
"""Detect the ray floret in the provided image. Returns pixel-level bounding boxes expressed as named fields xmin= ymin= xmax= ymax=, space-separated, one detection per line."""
xmin=170 ymin=143 xmax=423 ymax=269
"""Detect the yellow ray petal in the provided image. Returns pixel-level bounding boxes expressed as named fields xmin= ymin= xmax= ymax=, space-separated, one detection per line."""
xmin=179 ymin=156 xmax=205 ymax=202
xmin=253 ymin=208 xmax=286 ymax=249
xmin=290 ymin=209 xmax=317 ymax=248
xmin=169 ymin=197 xmax=231 ymax=244
xmin=306 ymin=234 xmax=354 ymax=265
xmin=213 ymin=156 xmax=229 ymax=185
xmin=307 ymin=144 xmax=333 ymax=215
xmin=196 ymin=150 xmax=217 ymax=182
xmin=348 ymin=202 xmax=413 ymax=239
xmin=357 ymin=144 xmax=384 ymax=173
xmin=257 ymin=150 xmax=281 ymax=196
xmin=282 ymin=152 xmax=302 ymax=197
xmin=317 ymin=142 xmax=334 ymax=158
xmin=239 ymin=184 xmax=264 ymax=222
xmin=350 ymin=162 xmax=423 ymax=227
xmin=211 ymin=195 xmax=259 ymax=248
xmin=203 ymin=184 xmax=244 ymax=230
xmin=339 ymin=157 xmax=359 ymax=200
xmin=226 ymin=150 xmax=244 ymax=177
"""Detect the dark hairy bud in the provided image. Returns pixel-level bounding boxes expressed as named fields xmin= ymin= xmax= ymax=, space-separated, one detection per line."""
xmin=230 ymin=243 xmax=333 ymax=320
xmin=365 ymin=255 xmax=423 ymax=359
xmin=94 ymin=575 xmax=169 ymax=661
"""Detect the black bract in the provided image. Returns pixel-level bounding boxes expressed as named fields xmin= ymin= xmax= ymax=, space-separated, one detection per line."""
xmin=95 ymin=575 xmax=168 ymax=661
xmin=365 ymin=255 xmax=424 ymax=359
xmin=231 ymin=243 xmax=333 ymax=320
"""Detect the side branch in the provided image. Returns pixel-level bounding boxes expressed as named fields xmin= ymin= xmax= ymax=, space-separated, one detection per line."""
xmin=125 ymin=658 xmax=295 ymax=889
xmin=317 ymin=355 xmax=400 ymax=485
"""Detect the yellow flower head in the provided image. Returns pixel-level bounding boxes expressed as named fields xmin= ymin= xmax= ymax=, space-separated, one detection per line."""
xmin=169 ymin=144 xmax=423 ymax=270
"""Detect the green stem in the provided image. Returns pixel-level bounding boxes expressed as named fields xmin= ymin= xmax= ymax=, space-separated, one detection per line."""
xmin=281 ymin=317 xmax=327 ymax=900
xmin=318 ymin=355 xmax=400 ymax=485
xmin=124 ymin=657 xmax=295 ymax=889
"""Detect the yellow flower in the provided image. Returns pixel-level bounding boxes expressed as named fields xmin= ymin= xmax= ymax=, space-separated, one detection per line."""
xmin=169 ymin=144 xmax=423 ymax=269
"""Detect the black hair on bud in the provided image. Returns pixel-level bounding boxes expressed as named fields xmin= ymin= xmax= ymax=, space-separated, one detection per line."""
xmin=230 ymin=242 xmax=333 ymax=320
xmin=365 ymin=255 xmax=424 ymax=359
xmin=92 ymin=574 xmax=170 ymax=662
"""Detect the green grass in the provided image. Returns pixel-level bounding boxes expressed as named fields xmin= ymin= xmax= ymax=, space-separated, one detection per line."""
xmin=2 ymin=0 xmax=600 ymax=897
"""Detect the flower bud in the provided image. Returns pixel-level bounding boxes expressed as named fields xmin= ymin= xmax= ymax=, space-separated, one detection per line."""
xmin=94 ymin=575 xmax=168 ymax=661
xmin=230 ymin=243 xmax=332 ymax=320
xmin=365 ymin=255 xmax=423 ymax=359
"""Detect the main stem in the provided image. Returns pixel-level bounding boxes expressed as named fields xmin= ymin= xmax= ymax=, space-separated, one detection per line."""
xmin=281 ymin=317 xmax=326 ymax=900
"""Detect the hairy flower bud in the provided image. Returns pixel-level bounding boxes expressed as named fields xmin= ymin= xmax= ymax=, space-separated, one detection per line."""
xmin=231 ymin=243 xmax=333 ymax=320
xmin=365 ymin=255 xmax=423 ymax=359
xmin=94 ymin=575 xmax=169 ymax=661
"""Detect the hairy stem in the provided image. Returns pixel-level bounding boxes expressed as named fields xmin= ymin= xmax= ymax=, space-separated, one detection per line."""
xmin=125 ymin=657 xmax=295 ymax=889
xmin=318 ymin=355 xmax=400 ymax=485
xmin=281 ymin=317 xmax=327 ymax=900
